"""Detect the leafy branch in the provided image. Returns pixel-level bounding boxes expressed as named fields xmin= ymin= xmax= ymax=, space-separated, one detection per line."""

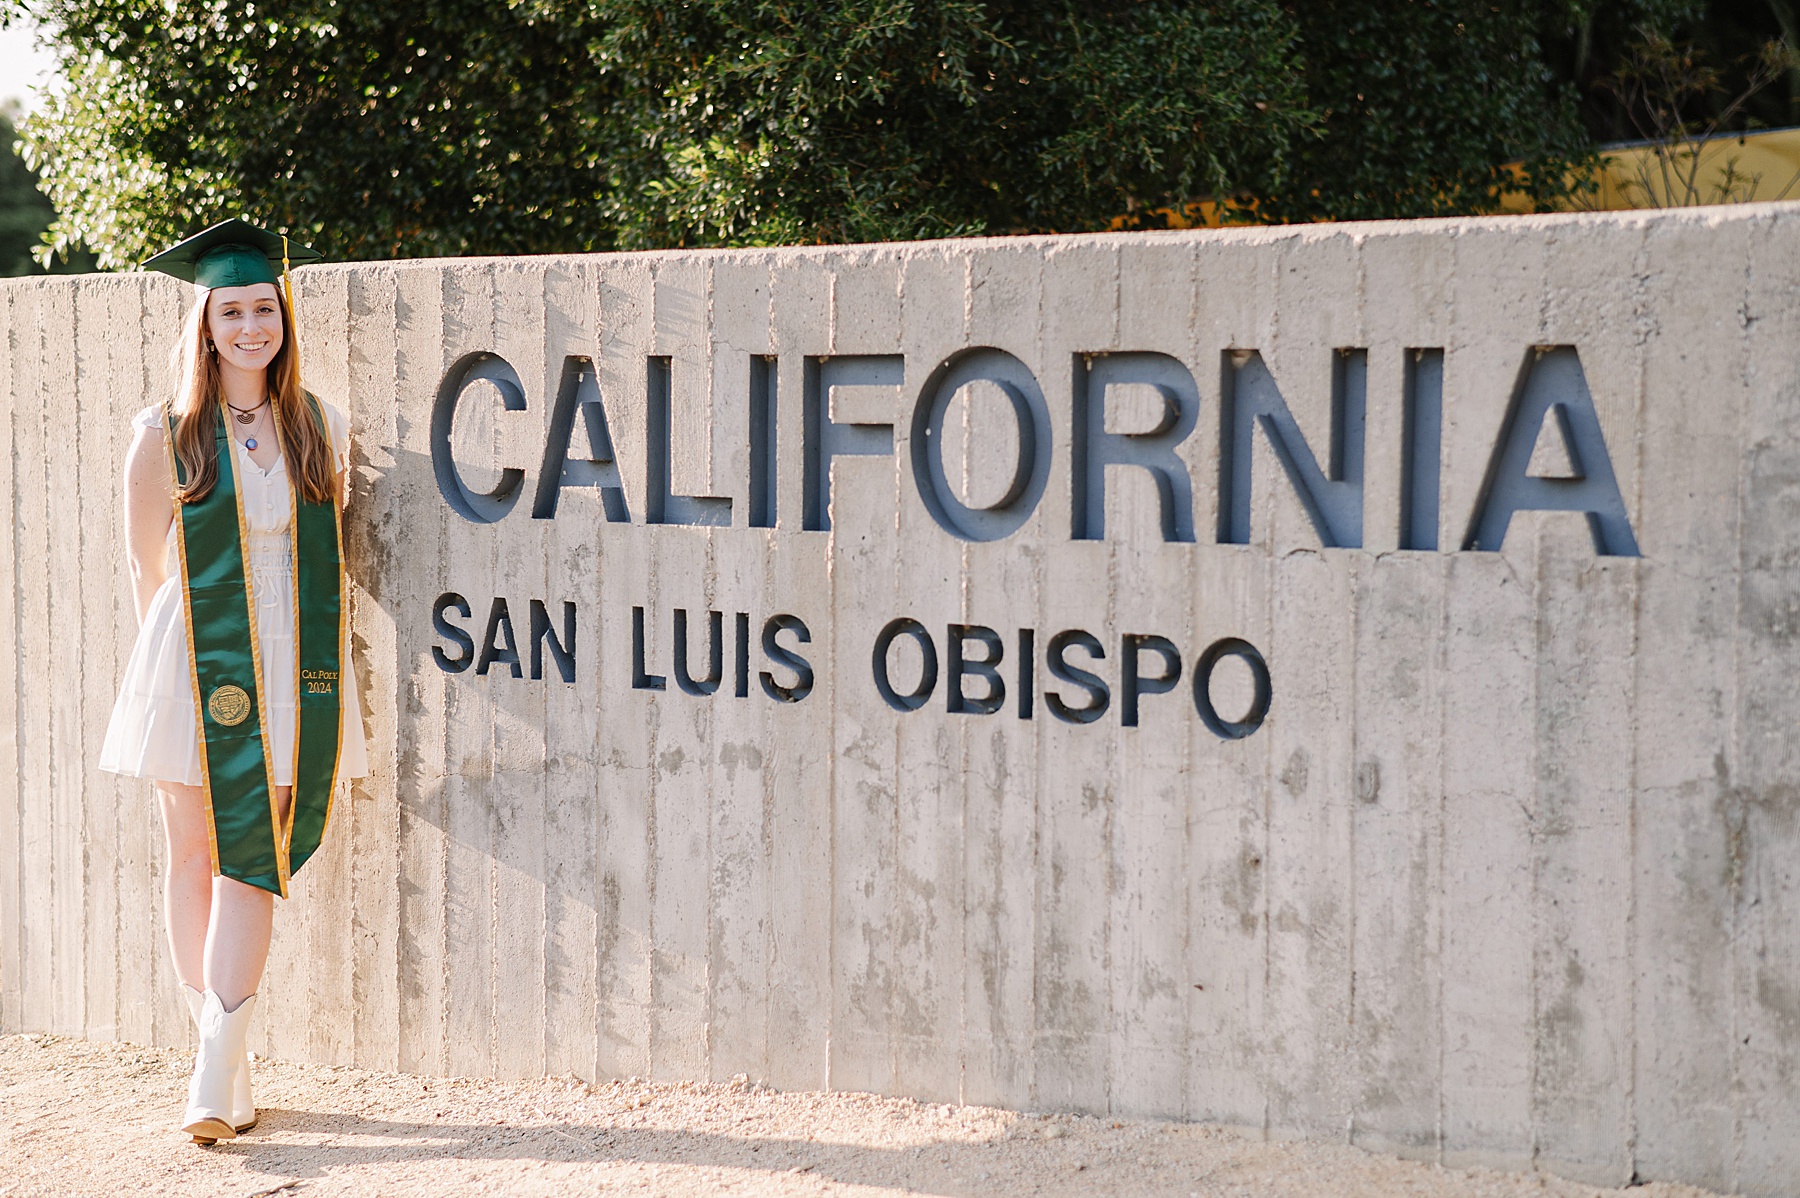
xmin=1601 ymin=28 xmax=1800 ymax=207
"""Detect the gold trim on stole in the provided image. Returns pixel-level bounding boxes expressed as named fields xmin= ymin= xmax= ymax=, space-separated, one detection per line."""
xmin=277 ymin=252 xmax=348 ymax=853
xmin=226 ymin=404 xmax=291 ymax=898
xmin=164 ymin=404 xmax=222 ymax=876
xmin=281 ymin=241 xmax=304 ymax=860
xmin=320 ymin=432 xmax=348 ymax=841
xmin=283 ymin=504 xmax=302 ymax=863
xmin=283 ymin=398 xmax=349 ymax=857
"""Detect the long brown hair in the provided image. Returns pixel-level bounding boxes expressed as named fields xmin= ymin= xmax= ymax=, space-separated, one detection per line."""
xmin=169 ymin=286 xmax=337 ymax=506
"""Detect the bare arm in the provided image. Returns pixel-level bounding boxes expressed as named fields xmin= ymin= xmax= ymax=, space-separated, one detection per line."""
xmin=123 ymin=422 xmax=175 ymax=625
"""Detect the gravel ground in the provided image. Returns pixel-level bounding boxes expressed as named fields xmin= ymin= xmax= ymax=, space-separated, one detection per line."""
xmin=0 ymin=1034 xmax=1732 ymax=1198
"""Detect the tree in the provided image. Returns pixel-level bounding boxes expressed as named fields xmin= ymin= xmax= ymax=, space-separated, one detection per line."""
xmin=15 ymin=0 xmax=617 ymax=268
xmin=0 ymin=100 xmax=94 ymax=275
xmin=583 ymin=0 xmax=1312 ymax=246
xmin=1264 ymin=2 xmax=1611 ymax=223
xmin=3 ymin=0 xmax=1714 ymax=266
xmin=1554 ymin=0 xmax=1798 ymax=139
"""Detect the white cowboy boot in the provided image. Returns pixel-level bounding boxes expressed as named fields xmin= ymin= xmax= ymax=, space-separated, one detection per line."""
xmin=181 ymin=990 xmax=258 ymax=1143
xmin=180 ymin=985 xmax=257 ymax=1138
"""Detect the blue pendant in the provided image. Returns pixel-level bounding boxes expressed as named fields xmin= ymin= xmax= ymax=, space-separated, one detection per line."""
xmin=246 ymin=437 xmax=258 ymax=451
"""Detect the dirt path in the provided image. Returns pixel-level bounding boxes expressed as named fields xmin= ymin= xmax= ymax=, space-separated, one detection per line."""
xmin=0 ymin=1034 xmax=1730 ymax=1198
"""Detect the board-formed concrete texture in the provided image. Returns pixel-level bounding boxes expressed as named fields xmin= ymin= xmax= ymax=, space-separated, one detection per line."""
xmin=1 ymin=205 xmax=1796 ymax=1194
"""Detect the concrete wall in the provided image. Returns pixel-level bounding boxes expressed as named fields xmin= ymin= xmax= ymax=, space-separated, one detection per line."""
xmin=1 ymin=206 xmax=1796 ymax=1194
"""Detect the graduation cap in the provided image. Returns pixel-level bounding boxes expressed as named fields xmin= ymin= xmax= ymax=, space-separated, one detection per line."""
xmin=142 ymin=218 xmax=322 ymax=289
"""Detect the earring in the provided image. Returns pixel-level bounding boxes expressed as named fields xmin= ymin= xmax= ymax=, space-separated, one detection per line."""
xmin=206 ymin=340 xmax=216 ymax=354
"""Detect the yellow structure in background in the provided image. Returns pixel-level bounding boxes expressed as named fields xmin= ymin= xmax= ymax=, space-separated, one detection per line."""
xmin=1117 ymin=125 xmax=1800 ymax=229
xmin=1503 ymin=124 xmax=1800 ymax=212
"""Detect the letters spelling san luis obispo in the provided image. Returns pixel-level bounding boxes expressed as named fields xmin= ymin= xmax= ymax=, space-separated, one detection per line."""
xmin=426 ymin=339 xmax=1636 ymax=738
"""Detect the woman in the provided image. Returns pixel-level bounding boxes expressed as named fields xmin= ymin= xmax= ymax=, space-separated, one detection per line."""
xmin=98 ymin=219 xmax=368 ymax=1144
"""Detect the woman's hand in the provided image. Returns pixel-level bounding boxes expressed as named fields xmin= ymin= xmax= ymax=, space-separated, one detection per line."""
xmin=123 ymin=422 xmax=176 ymax=625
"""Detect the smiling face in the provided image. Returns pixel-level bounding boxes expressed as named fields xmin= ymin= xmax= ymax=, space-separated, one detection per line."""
xmin=204 ymin=283 xmax=285 ymax=375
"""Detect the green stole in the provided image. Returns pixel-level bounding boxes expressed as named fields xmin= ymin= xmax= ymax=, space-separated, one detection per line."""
xmin=168 ymin=396 xmax=344 ymax=897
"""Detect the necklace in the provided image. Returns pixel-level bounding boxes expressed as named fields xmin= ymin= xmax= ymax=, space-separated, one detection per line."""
xmin=227 ymin=397 xmax=268 ymax=450
xmin=226 ymin=397 xmax=268 ymax=425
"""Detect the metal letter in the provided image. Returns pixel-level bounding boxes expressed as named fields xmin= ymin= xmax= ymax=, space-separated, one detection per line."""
xmin=760 ymin=614 xmax=814 ymax=702
xmin=476 ymin=597 xmax=522 ymax=678
xmin=1463 ymin=346 xmax=1640 ymax=556
xmin=1121 ymin=633 xmax=1182 ymax=727
xmin=432 ymin=352 xmax=528 ymax=524
xmin=1044 ymin=629 xmax=1109 ymax=724
xmin=945 ymin=623 xmax=1006 ymax=715
xmin=432 ymin=592 xmax=474 ymax=673
xmin=803 ymin=356 xmax=901 ymax=532
xmin=674 ymin=608 xmax=724 ymax=696
xmin=871 ymin=617 xmax=937 ymax=712
xmin=532 ymin=356 xmax=630 ymax=522
xmin=1219 ymin=348 xmax=1366 ymax=548
xmin=529 ymin=599 xmax=576 ymax=682
xmin=1400 ymin=348 xmax=1444 ymax=551
xmin=1193 ymin=638 xmax=1271 ymax=739
xmin=632 ymin=606 xmax=666 ymax=691
xmin=1072 ymin=352 xmax=1200 ymax=542
xmin=646 ymin=357 xmax=732 ymax=526
xmin=911 ymin=349 xmax=1051 ymax=542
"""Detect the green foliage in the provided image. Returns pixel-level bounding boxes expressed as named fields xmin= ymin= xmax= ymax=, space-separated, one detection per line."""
xmin=583 ymin=0 xmax=1311 ymax=247
xmin=17 ymin=0 xmax=611 ymax=267
xmin=0 ymin=101 xmax=95 ymax=275
xmin=0 ymin=107 xmax=50 ymax=276
xmin=0 ymin=0 xmax=1735 ymax=264
xmin=1554 ymin=0 xmax=1793 ymax=139
xmin=13 ymin=0 xmax=1316 ymax=261
xmin=1267 ymin=3 xmax=1596 ymax=221
xmin=19 ymin=58 xmax=208 ymax=271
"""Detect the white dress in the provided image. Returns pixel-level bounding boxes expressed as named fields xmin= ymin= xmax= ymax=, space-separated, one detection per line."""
xmin=98 ymin=402 xmax=369 ymax=788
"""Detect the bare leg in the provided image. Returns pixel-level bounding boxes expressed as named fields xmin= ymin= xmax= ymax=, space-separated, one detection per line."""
xmin=157 ymin=783 xmax=213 ymax=990
xmin=203 ymin=785 xmax=291 ymax=1011
xmin=204 ymin=878 xmax=271 ymax=1011
xmin=162 ymin=784 xmax=293 ymax=1010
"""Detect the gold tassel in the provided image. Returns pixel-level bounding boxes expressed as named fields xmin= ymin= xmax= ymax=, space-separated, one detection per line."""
xmin=281 ymin=233 xmax=302 ymax=399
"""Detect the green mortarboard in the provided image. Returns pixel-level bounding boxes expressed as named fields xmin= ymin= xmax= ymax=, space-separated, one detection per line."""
xmin=141 ymin=218 xmax=322 ymax=289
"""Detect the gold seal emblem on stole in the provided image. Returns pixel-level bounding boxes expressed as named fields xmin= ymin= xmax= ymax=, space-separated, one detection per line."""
xmin=207 ymin=684 xmax=252 ymax=727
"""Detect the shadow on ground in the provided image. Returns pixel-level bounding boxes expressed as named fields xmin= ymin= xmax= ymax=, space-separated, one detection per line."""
xmin=209 ymin=1105 xmax=1046 ymax=1196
